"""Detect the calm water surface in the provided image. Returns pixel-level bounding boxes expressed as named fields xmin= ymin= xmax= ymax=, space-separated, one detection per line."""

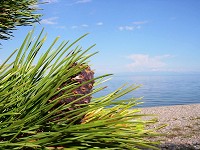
xmin=94 ymin=75 xmax=200 ymax=107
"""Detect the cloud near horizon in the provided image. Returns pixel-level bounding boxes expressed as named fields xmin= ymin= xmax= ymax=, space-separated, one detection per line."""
xmin=127 ymin=54 xmax=172 ymax=71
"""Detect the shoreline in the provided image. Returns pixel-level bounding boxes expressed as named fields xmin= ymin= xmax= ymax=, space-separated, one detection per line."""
xmin=140 ymin=103 xmax=200 ymax=149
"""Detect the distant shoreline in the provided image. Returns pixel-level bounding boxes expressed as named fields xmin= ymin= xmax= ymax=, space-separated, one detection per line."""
xmin=140 ymin=104 xmax=200 ymax=149
xmin=139 ymin=102 xmax=200 ymax=108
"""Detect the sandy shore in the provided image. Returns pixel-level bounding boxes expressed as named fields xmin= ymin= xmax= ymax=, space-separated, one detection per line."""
xmin=140 ymin=104 xmax=200 ymax=149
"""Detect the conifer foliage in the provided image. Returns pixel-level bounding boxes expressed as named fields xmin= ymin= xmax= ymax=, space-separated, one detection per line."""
xmin=0 ymin=29 xmax=159 ymax=149
xmin=0 ymin=0 xmax=41 ymax=40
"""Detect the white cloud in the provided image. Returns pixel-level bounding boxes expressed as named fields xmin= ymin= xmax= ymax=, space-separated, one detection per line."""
xmin=119 ymin=20 xmax=148 ymax=31
xmin=71 ymin=25 xmax=78 ymax=29
xmin=42 ymin=0 xmax=58 ymax=4
xmin=118 ymin=26 xmax=136 ymax=31
xmin=71 ymin=24 xmax=89 ymax=29
xmin=132 ymin=21 xmax=148 ymax=25
xmin=56 ymin=26 xmax=66 ymax=29
xmin=81 ymin=24 xmax=89 ymax=27
xmin=29 ymin=4 xmax=39 ymax=9
xmin=40 ymin=17 xmax=58 ymax=25
xmin=96 ymin=22 xmax=103 ymax=26
xmin=75 ymin=0 xmax=92 ymax=4
xmin=67 ymin=0 xmax=91 ymax=6
xmin=127 ymin=54 xmax=171 ymax=71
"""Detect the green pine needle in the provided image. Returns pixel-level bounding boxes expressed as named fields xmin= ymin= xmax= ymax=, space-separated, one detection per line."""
xmin=0 ymin=28 xmax=160 ymax=149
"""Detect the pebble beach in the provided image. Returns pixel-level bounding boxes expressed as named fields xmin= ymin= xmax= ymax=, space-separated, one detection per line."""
xmin=141 ymin=104 xmax=200 ymax=149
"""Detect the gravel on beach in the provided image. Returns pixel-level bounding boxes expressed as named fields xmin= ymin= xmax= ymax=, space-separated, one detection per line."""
xmin=140 ymin=104 xmax=200 ymax=149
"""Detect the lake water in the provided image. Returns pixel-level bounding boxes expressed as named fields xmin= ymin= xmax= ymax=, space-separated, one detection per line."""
xmin=94 ymin=74 xmax=200 ymax=108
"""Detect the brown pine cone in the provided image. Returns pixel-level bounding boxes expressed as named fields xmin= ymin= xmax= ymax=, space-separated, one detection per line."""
xmin=48 ymin=63 xmax=94 ymax=122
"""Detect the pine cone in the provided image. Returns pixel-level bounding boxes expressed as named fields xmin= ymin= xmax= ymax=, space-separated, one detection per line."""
xmin=48 ymin=63 xmax=94 ymax=122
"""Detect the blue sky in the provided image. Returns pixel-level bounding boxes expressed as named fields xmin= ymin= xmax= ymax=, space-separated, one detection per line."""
xmin=1 ymin=0 xmax=200 ymax=75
